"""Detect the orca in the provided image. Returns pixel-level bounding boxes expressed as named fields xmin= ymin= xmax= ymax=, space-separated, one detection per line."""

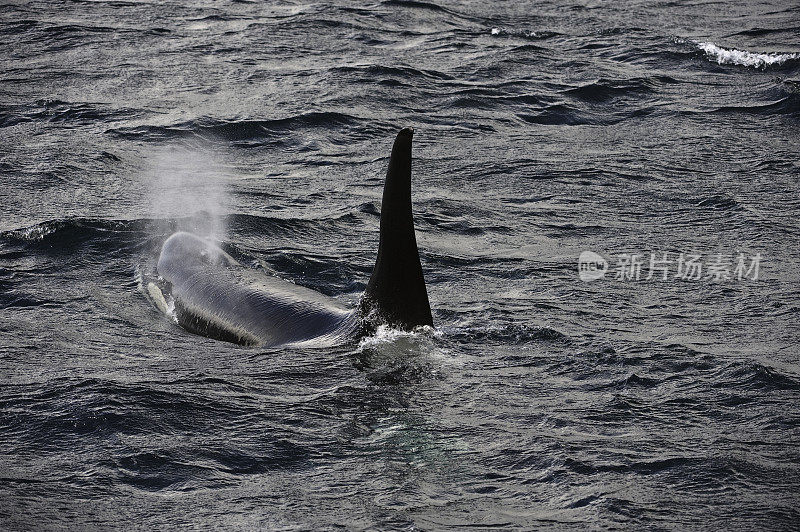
xmin=151 ymin=127 xmax=432 ymax=347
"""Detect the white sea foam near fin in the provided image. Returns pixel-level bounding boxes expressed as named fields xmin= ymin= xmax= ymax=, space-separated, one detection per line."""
xmin=696 ymin=41 xmax=800 ymax=69
xmin=358 ymin=324 xmax=436 ymax=350
xmin=356 ymin=324 xmax=457 ymax=378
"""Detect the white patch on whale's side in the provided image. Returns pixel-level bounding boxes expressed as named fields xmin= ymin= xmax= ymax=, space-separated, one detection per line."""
xmin=147 ymin=281 xmax=176 ymax=321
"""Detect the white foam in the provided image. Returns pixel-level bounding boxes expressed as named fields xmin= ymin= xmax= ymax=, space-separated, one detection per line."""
xmin=358 ymin=324 xmax=436 ymax=350
xmin=9 ymin=221 xmax=60 ymax=241
xmin=696 ymin=41 xmax=800 ymax=69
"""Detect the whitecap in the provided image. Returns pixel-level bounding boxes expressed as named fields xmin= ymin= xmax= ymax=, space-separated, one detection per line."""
xmin=696 ymin=41 xmax=800 ymax=69
xmin=6 ymin=221 xmax=62 ymax=241
xmin=357 ymin=324 xmax=437 ymax=350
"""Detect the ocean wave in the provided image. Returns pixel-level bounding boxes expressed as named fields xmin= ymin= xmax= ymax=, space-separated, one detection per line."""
xmin=676 ymin=93 xmax=800 ymax=117
xmin=0 ymin=214 xmax=366 ymax=272
xmin=0 ymin=211 xmax=363 ymax=241
xmin=727 ymin=26 xmax=800 ymax=38
xmin=1 ymin=378 xmax=223 ymax=448
xmin=559 ymin=455 xmax=739 ymax=480
xmin=331 ymin=64 xmax=454 ymax=81
xmin=562 ymin=77 xmax=658 ymax=102
xmin=696 ymin=41 xmax=800 ymax=69
xmin=0 ymin=99 xmax=142 ymax=129
xmin=718 ymin=361 xmax=800 ymax=392
xmin=489 ymin=28 xmax=561 ymax=40
xmin=110 ymin=112 xmax=368 ymax=143
xmin=382 ymin=0 xmax=447 ymax=12
xmin=0 ymin=19 xmax=38 ymax=35
xmin=0 ymin=218 xmax=152 ymax=248
xmin=448 ymin=323 xmax=568 ymax=345
xmin=517 ymin=103 xmax=641 ymax=127
xmin=419 ymin=212 xmax=486 ymax=235
xmin=227 ymin=211 xmax=362 ymax=237
xmin=695 ymin=195 xmax=742 ymax=211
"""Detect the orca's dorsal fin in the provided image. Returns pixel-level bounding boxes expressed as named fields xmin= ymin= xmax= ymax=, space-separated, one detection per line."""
xmin=362 ymin=127 xmax=433 ymax=329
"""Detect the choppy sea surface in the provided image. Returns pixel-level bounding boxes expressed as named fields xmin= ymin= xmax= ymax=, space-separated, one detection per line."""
xmin=2 ymin=0 xmax=799 ymax=529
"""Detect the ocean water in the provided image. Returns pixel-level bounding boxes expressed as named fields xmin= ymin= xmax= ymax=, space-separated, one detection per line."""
xmin=1 ymin=0 xmax=799 ymax=529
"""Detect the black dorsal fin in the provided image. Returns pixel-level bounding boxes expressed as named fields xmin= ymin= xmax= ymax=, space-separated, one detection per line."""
xmin=362 ymin=127 xmax=433 ymax=329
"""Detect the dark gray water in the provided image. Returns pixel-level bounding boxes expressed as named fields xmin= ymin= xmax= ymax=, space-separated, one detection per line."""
xmin=2 ymin=0 xmax=799 ymax=529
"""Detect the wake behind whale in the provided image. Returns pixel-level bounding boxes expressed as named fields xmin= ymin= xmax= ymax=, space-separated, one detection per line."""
xmin=150 ymin=127 xmax=432 ymax=347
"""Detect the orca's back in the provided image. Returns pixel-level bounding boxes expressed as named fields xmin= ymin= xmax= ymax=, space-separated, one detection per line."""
xmin=156 ymin=232 xmax=354 ymax=347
